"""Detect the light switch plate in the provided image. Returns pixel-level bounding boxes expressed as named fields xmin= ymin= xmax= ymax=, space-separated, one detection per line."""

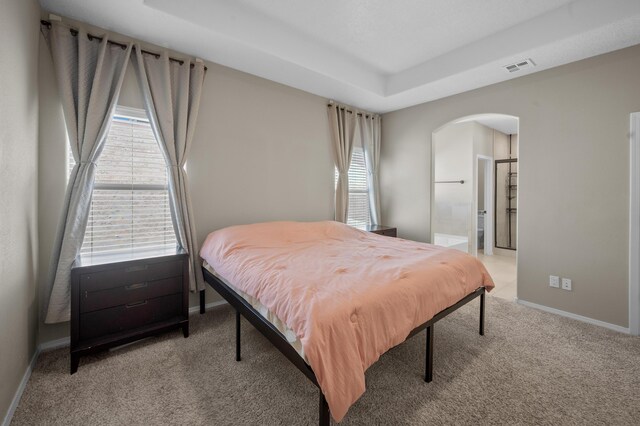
xmin=549 ymin=275 xmax=560 ymax=288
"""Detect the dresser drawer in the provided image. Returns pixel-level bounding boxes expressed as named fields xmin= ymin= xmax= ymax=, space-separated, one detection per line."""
xmin=79 ymin=293 xmax=183 ymax=341
xmin=80 ymin=276 xmax=183 ymax=313
xmin=80 ymin=260 xmax=183 ymax=293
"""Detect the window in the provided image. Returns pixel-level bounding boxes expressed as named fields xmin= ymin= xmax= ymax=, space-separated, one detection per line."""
xmin=335 ymin=146 xmax=370 ymax=227
xmin=69 ymin=107 xmax=177 ymax=256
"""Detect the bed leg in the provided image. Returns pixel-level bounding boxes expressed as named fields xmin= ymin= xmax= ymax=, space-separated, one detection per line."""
xmin=479 ymin=291 xmax=485 ymax=336
xmin=235 ymin=309 xmax=241 ymax=362
xmin=199 ymin=290 xmax=205 ymax=314
xmin=319 ymin=391 xmax=330 ymax=426
xmin=425 ymin=324 xmax=433 ymax=383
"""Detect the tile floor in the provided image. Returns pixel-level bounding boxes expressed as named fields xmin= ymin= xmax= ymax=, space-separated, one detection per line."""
xmin=477 ymin=251 xmax=517 ymax=300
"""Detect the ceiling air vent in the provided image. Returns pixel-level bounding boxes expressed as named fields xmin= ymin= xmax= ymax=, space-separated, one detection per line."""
xmin=503 ymin=58 xmax=536 ymax=73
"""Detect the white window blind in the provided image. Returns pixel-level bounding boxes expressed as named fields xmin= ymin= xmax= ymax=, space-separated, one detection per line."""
xmin=335 ymin=147 xmax=370 ymax=227
xmin=69 ymin=108 xmax=177 ymax=256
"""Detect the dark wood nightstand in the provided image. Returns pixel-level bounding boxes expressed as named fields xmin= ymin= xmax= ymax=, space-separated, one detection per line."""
xmin=363 ymin=224 xmax=397 ymax=237
xmin=70 ymin=247 xmax=189 ymax=374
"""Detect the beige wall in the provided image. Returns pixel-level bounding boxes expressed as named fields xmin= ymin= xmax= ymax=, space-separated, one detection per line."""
xmin=37 ymin=20 xmax=334 ymax=342
xmin=381 ymin=44 xmax=640 ymax=327
xmin=494 ymin=131 xmax=518 ymax=160
xmin=36 ymin=31 xmax=71 ymax=344
xmin=0 ymin=0 xmax=40 ymax=421
xmin=189 ymin=62 xmax=334 ymax=308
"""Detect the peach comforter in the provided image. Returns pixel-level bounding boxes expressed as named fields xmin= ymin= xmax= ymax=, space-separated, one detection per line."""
xmin=200 ymin=221 xmax=494 ymax=422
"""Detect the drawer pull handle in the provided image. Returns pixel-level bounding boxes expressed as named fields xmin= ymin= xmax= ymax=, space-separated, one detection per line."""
xmin=125 ymin=265 xmax=148 ymax=273
xmin=125 ymin=282 xmax=148 ymax=291
xmin=125 ymin=300 xmax=148 ymax=309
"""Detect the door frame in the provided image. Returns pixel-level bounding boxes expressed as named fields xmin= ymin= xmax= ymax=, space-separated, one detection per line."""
xmin=475 ymin=155 xmax=494 ymax=256
xmin=629 ymin=112 xmax=640 ymax=336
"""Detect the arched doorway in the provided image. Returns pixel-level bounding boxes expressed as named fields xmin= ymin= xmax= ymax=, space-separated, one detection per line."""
xmin=431 ymin=113 xmax=519 ymax=300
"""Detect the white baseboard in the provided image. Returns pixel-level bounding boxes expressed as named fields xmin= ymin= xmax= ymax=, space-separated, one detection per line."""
xmin=38 ymin=337 xmax=70 ymax=352
xmin=1 ymin=348 xmax=39 ymax=426
xmin=3 ymin=335 xmax=76 ymax=424
xmin=188 ymin=299 xmax=228 ymax=314
xmin=516 ymin=299 xmax=630 ymax=334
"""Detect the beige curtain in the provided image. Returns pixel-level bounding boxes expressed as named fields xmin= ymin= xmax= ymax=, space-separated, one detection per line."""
xmin=358 ymin=114 xmax=382 ymax=225
xmin=132 ymin=47 xmax=206 ymax=292
xmin=328 ymin=104 xmax=357 ymax=222
xmin=43 ymin=22 xmax=132 ymax=323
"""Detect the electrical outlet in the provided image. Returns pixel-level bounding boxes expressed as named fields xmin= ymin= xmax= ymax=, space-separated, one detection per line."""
xmin=561 ymin=278 xmax=572 ymax=291
xmin=549 ymin=275 xmax=560 ymax=288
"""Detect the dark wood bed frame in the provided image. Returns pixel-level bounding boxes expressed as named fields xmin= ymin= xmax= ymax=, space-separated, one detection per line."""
xmin=200 ymin=267 xmax=486 ymax=425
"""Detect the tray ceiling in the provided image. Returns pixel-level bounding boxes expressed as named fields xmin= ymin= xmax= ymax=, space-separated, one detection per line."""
xmin=40 ymin=0 xmax=640 ymax=112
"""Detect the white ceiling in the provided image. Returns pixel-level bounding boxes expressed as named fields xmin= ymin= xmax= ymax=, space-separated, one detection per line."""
xmin=40 ymin=0 xmax=640 ymax=113
xmin=453 ymin=114 xmax=520 ymax=135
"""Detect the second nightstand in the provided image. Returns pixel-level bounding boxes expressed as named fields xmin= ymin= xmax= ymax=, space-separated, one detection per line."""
xmin=364 ymin=224 xmax=397 ymax=237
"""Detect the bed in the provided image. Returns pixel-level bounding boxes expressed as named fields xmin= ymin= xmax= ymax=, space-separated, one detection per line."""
xmin=199 ymin=221 xmax=494 ymax=424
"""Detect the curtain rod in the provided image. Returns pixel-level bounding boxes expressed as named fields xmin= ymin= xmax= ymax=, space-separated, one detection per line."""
xmin=327 ymin=104 xmax=378 ymax=119
xmin=40 ymin=20 xmax=207 ymax=71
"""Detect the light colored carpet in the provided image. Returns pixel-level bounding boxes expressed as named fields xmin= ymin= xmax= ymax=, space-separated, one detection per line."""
xmin=12 ymin=297 xmax=640 ymax=425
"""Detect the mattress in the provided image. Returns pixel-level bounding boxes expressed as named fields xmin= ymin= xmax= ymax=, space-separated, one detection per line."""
xmin=202 ymin=261 xmax=307 ymax=361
